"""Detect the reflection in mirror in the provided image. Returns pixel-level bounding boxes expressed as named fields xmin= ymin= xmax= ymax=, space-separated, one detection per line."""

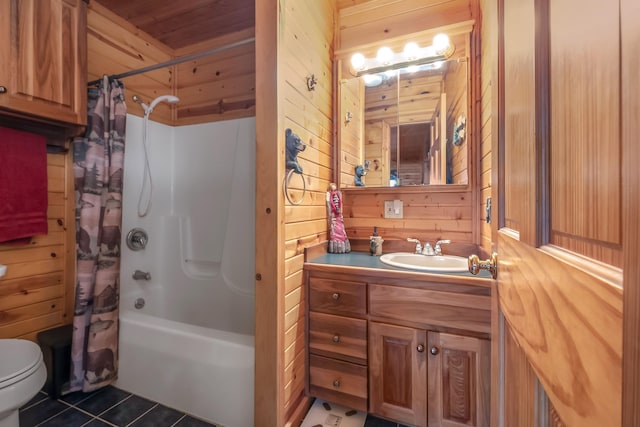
xmin=365 ymin=59 xmax=467 ymax=187
xmin=338 ymin=33 xmax=470 ymax=188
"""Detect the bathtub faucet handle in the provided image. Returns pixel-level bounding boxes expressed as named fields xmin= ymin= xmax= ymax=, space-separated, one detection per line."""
xmin=133 ymin=270 xmax=151 ymax=281
xmin=126 ymin=228 xmax=148 ymax=251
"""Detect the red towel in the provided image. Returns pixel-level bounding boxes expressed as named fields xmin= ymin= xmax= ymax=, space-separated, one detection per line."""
xmin=0 ymin=126 xmax=48 ymax=244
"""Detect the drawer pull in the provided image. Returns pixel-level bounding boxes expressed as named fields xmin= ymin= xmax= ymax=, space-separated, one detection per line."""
xmin=417 ymin=344 xmax=425 ymax=353
xmin=332 ymin=334 xmax=340 ymax=343
xmin=430 ymin=346 xmax=440 ymax=355
xmin=333 ymin=379 xmax=341 ymax=388
xmin=0 ymin=86 xmax=6 ymax=94
xmin=332 ymin=292 xmax=341 ymax=300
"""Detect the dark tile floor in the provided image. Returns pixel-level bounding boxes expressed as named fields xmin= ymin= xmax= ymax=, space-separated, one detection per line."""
xmin=19 ymin=386 xmax=217 ymax=427
xmin=21 ymin=387 xmax=410 ymax=427
xmin=362 ymin=414 xmax=412 ymax=427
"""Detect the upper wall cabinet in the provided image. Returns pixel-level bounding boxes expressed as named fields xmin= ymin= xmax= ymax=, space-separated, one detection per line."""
xmin=0 ymin=0 xmax=88 ymax=127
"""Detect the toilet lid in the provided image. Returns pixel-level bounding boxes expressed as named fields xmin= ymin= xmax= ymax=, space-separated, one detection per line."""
xmin=0 ymin=339 xmax=43 ymax=386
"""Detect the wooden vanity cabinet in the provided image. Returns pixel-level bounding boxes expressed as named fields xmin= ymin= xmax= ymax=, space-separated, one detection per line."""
xmin=369 ymin=325 xmax=489 ymax=427
xmin=305 ymin=268 xmax=492 ymax=427
xmin=427 ymin=331 xmax=490 ymax=427
xmin=307 ymin=275 xmax=368 ymax=411
xmin=0 ymin=0 xmax=88 ymax=126
xmin=369 ymin=321 xmax=427 ymax=426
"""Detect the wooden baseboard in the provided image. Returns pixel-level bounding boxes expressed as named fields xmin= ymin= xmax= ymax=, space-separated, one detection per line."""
xmin=284 ymin=395 xmax=314 ymax=427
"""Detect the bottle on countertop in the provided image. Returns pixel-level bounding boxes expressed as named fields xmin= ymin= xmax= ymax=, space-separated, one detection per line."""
xmin=369 ymin=226 xmax=384 ymax=256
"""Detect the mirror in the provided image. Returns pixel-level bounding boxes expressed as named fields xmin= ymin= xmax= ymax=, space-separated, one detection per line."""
xmin=338 ymin=32 xmax=471 ymax=188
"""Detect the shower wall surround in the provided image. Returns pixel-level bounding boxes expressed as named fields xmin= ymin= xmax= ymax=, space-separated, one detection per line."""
xmin=120 ymin=115 xmax=256 ymax=334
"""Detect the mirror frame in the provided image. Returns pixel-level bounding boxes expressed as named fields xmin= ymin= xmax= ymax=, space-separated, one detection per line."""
xmin=333 ymin=21 xmax=479 ymax=193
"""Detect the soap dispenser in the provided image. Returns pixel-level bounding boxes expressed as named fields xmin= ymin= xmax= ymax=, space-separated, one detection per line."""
xmin=369 ymin=227 xmax=384 ymax=256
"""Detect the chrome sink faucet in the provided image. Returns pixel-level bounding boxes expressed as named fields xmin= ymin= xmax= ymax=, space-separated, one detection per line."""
xmin=422 ymin=242 xmax=435 ymax=255
xmin=406 ymin=238 xmax=422 ymax=254
xmin=406 ymin=238 xmax=451 ymax=255
xmin=434 ymin=240 xmax=451 ymax=255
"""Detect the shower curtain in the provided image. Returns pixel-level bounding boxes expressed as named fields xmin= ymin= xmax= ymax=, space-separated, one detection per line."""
xmin=70 ymin=77 xmax=126 ymax=392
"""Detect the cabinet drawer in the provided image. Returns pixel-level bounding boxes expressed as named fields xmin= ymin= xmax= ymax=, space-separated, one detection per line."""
xmin=369 ymin=284 xmax=491 ymax=333
xmin=309 ymin=277 xmax=366 ymax=316
xmin=309 ymin=354 xmax=367 ymax=411
xmin=309 ymin=312 xmax=367 ymax=363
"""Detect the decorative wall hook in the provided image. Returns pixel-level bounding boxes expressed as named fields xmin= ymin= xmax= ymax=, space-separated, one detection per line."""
xmin=345 ymin=111 xmax=353 ymax=123
xmin=306 ymin=74 xmax=318 ymax=91
xmin=283 ymin=128 xmax=307 ymax=204
xmin=452 ymin=115 xmax=466 ymax=146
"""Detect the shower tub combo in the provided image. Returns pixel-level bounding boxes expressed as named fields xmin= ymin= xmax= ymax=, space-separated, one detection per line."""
xmin=115 ymin=114 xmax=256 ymax=427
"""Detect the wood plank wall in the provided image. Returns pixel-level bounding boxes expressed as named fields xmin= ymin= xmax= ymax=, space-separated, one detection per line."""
xmin=479 ymin=0 xmax=495 ymax=255
xmin=87 ymin=2 xmax=174 ymax=125
xmin=174 ymin=30 xmax=256 ymax=125
xmin=280 ymin=1 xmax=336 ymax=422
xmin=342 ymin=187 xmax=474 ymax=250
xmin=0 ymin=152 xmax=75 ymax=342
xmin=336 ymin=0 xmax=474 ymax=54
xmin=87 ymin=2 xmax=256 ymax=127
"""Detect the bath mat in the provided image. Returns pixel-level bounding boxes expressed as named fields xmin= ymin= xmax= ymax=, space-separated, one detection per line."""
xmin=300 ymin=399 xmax=366 ymax=427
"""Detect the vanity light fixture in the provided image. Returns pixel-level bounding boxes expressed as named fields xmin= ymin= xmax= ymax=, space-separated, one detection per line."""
xmin=349 ymin=33 xmax=454 ymax=77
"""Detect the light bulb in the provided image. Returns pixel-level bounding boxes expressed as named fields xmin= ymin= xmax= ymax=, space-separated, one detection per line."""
xmin=376 ymin=47 xmax=394 ymax=65
xmin=433 ymin=33 xmax=451 ymax=56
xmin=403 ymin=42 xmax=421 ymax=60
xmin=351 ymin=53 xmax=366 ymax=71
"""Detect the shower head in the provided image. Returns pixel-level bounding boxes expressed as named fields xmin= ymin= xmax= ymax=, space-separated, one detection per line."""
xmin=134 ymin=94 xmax=180 ymax=115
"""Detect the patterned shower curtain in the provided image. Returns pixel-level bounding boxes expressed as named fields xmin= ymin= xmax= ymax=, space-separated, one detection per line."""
xmin=70 ymin=77 xmax=126 ymax=392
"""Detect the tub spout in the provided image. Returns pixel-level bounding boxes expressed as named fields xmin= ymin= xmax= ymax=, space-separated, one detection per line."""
xmin=133 ymin=270 xmax=151 ymax=280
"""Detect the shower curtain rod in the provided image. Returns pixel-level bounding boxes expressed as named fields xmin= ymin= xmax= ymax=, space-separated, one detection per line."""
xmin=87 ymin=36 xmax=255 ymax=86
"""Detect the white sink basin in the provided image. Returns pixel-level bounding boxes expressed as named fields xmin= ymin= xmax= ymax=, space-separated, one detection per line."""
xmin=379 ymin=252 xmax=469 ymax=273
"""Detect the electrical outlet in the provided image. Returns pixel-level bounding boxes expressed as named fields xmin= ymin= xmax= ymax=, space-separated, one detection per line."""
xmin=384 ymin=200 xmax=403 ymax=219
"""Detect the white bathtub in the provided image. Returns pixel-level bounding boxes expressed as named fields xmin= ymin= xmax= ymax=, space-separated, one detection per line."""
xmin=115 ymin=309 xmax=254 ymax=427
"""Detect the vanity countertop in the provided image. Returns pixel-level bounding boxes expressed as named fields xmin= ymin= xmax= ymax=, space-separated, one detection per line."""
xmin=305 ymin=251 xmax=494 ymax=285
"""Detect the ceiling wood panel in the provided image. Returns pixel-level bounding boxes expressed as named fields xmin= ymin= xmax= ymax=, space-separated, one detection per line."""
xmin=94 ymin=0 xmax=255 ymax=50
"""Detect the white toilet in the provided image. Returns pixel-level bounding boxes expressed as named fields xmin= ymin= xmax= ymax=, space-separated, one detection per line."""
xmin=0 ymin=339 xmax=47 ymax=427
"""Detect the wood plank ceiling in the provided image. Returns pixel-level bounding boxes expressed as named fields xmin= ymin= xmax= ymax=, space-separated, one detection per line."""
xmin=94 ymin=0 xmax=255 ymax=50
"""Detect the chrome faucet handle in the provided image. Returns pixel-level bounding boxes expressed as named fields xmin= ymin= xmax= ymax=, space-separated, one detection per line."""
xmin=422 ymin=242 xmax=435 ymax=256
xmin=434 ymin=240 xmax=451 ymax=255
xmin=132 ymin=270 xmax=151 ymax=280
xmin=406 ymin=238 xmax=422 ymax=254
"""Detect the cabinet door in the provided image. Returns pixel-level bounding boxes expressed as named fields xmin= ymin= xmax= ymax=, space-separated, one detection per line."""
xmin=427 ymin=331 xmax=490 ymax=427
xmin=0 ymin=0 xmax=87 ymax=125
xmin=369 ymin=322 xmax=427 ymax=426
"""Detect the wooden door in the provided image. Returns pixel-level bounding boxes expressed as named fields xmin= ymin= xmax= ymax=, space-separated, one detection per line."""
xmin=496 ymin=0 xmax=627 ymax=426
xmin=369 ymin=321 xmax=427 ymax=426
xmin=427 ymin=332 xmax=490 ymax=427
xmin=0 ymin=0 xmax=87 ymax=125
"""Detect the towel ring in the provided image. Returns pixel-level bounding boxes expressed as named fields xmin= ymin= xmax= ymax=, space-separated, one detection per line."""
xmin=283 ymin=169 xmax=306 ymax=205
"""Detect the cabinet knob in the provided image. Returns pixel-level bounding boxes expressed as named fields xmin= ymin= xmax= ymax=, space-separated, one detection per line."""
xmin=333 ymin=379 xmax=341 ymax=388
xmin=332 ymin=292 xmax=340 ymax=300
xmin=430 ymin=346 xmax=440 ymax=355
xmin=332 ymin=334 xmax=340 ymax=343
xmin=417 ymin=344 xmax=425 ymax=353
xmin=0 ymin=86 xmax=6 ymax=94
